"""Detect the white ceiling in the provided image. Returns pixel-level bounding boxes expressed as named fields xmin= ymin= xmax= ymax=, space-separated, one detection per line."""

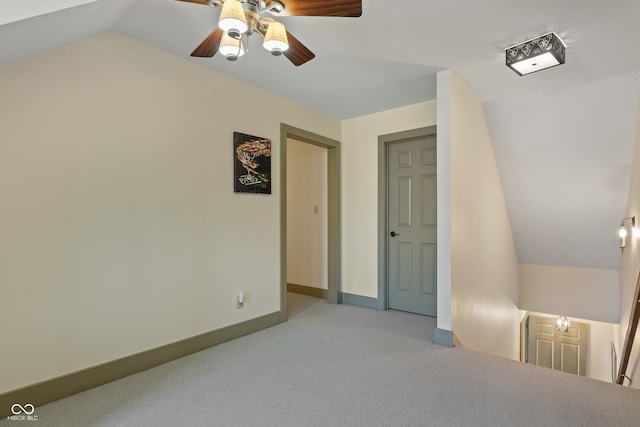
xmin=0 ymin=0 xmax=99 ymax=25
xmin=1 ymin=0 xmax=639 ymax=270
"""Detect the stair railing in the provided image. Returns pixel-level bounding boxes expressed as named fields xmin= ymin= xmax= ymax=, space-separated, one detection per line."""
xmin=616 ymin=268 xmax=640 ymax=385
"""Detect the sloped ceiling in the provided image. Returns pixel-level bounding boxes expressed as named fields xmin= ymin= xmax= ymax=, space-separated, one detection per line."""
xmin=1 ymin=0 xmax=639 ymax=270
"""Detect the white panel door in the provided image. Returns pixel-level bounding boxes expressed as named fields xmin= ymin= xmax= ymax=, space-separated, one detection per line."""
xmin=527 ymin=315 xmax=587 ymax=376
xmin=387 ymin=135 xmax=437 ymax=316
xmin=528 ymin=316 xmax=555 ymax=369
xmin=555 ymin=321 xmax=587 ymax=376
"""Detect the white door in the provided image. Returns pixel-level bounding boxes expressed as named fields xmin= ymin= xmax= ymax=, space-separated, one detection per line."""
xmin=527 ymin=315 xmax=587 ymax=376
xmin=527 ymin=316 xmax=555 ymax=369
xmin=387 ymin=135 xmax=437 ymax=316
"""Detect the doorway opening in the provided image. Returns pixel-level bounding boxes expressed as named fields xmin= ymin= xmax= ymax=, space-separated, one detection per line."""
xmin=287 ymin=138 xmax=328 ymax=299
xmin=378 ymin=126 xmax=437 ymax=316
xmin=280 ymin=124 xmax=341 ymax=321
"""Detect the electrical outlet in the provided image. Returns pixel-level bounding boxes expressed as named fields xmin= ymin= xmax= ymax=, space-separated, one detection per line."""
xmin=236 ymin=292 xmax=244 ymax=309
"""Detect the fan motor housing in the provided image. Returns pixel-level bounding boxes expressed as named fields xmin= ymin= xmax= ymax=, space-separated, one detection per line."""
xmin=242 ymin=0 xmax=260 ymax=32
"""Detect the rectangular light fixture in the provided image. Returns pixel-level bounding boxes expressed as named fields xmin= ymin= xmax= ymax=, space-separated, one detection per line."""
xmin=506 ymin=32 xmax=566 ymax=76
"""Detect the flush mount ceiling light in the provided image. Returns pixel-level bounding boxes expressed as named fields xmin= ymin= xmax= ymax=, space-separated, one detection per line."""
xmin=506 ymin=32 xmax=566 ymax=76
xmin=176 ymin=0 xmax=362 ymax=66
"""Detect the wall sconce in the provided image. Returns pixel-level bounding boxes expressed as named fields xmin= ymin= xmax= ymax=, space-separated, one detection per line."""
xmin=556 ymin=315 xmax=570 ymax=332
xmin=619 ymin=216 xmax=635 ymax=253
xmin=506 ymin=32 xmax=566 ymax=76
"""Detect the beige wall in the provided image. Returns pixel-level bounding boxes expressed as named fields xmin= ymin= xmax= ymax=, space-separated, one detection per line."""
xmin=520 ymin=264 xmax=619 ymax=323
xmin=0 ymin=33 xmax=340 ymax=394
xmin=340 ymin=101 xmax=437 ymax=297
xmin=286 ymin=138 xmax=328 ymax=289
xmin=618 ymin=93 xmax=640 ymax=388
xmin=440 ymin=70 xmax=523 ymax=360
xmin=436 ymin=72 xmax=453 ymax=331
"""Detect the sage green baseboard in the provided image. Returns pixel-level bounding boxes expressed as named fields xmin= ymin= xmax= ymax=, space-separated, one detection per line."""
xmin=342 ymin=292 xmax=383 ymax=310
xmin=434 ymin=328 xmax=454 ymax=347
xmin=0 ymin=311 xmax=282 ymax=419
xmin=287 ymin=283 xmax=328 ymax=299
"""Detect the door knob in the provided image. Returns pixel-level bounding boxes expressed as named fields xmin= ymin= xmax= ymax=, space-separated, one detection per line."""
xmin=390 ymin=231 xmax=399 ymax=237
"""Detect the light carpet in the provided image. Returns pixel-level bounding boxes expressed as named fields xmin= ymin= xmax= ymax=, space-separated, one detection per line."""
xmin=3 ymin=293 xmax=640 ymax=426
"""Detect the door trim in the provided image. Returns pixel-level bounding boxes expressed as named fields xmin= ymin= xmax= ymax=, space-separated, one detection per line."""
xmin=280 ymin=124 xmax=341 ymax=321
xmin=377 ymin=126 xmax=437 ymax=311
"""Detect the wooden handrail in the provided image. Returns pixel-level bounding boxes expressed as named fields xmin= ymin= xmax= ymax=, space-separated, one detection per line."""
xmin=617 ymin=268 xmax=640 ymax=385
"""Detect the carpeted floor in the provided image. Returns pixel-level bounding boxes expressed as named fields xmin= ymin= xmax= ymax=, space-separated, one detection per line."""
xmin=3 ymin=293 xmax=640 ymax=426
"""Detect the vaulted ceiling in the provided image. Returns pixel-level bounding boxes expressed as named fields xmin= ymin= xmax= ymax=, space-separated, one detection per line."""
xmin=1 ymin=0 xmax=639 ymax=270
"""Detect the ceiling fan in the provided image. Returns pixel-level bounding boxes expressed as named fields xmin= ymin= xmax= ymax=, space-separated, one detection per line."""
xmin=176 ymin=0 xmax=362 ymax=66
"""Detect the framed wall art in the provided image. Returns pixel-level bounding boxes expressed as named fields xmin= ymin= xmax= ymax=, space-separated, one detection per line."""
xmin=233 ymin=131 xmax=272 ymax=194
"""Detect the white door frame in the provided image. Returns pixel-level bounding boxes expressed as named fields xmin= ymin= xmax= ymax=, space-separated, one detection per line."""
xmin=377 ymin=126 xmax=436 ymax=311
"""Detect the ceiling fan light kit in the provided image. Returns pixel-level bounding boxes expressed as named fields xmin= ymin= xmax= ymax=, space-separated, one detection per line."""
xmin=506 ymin=32 xmax=566 ymax=76
xmin=218 ymin=0 xmax=289 ymax=61
xmin=218 ymin=0 xmax=248 ymax=38
xmin=219 ymin=31 xmax=245 ymax=60
xmin=263 ymin=21 xmax=288 ymax=55
xmin=177 ymin=0 xmax=362 ymax=66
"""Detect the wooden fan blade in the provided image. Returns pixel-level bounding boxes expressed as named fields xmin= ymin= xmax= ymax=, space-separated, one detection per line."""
xmin=191 ymin=28 xmax=223 ymax=57
xmin=175 ymin=0 xmax=211 ymax=5
xmin=273 ymin=0 xmax=362 ymax=17
xmin=283 ymin=31 xmax=315 ymax=66
xmin=256 ymin=27 xmax=315 ymax=66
